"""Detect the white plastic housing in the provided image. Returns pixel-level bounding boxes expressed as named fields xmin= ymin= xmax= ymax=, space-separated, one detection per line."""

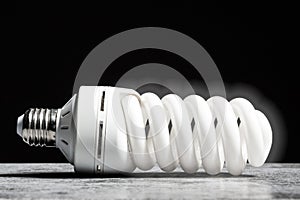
xmin=57 ymin=86 xmax=139 ymax=173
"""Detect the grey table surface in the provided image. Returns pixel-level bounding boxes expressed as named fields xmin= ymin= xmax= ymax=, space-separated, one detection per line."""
xmin=0 ymin=163 xmax=299 ymax=200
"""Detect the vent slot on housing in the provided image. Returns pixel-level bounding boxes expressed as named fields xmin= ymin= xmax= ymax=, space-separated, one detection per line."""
xmin=100 ymin=91 xmax=105 ymax=111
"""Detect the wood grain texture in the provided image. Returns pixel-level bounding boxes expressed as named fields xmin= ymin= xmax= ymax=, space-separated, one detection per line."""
xmin=0 ymin=163 xmax=299 ymax=199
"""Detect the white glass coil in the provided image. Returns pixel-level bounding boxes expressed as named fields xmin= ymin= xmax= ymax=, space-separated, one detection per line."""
xmin=121 ymin=93 xmax=272 ymax=175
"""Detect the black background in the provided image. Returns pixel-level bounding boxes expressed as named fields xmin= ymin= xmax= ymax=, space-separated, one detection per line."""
xmin=1 ymin=3 xmax=299 ymax=163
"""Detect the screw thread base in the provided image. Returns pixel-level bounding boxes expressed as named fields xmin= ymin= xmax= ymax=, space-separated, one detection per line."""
xmin=20 ymin=108 xmax=58 ymax=147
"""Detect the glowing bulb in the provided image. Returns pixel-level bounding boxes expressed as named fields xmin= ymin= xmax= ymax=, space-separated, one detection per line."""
xmin=16 ymin=86 xmax=272 ymax=175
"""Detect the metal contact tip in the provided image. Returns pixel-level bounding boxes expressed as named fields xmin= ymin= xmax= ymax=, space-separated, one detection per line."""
xmin=17 ymin=114 xmax=24 ymax=137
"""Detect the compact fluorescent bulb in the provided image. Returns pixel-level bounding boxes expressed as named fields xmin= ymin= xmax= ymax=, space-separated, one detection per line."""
xmin=16 ymin=86 xmax=272 ymax=175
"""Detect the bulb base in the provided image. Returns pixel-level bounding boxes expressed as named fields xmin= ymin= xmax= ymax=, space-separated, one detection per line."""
xmin=18 ymin=108 xmax=58 ymax=147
